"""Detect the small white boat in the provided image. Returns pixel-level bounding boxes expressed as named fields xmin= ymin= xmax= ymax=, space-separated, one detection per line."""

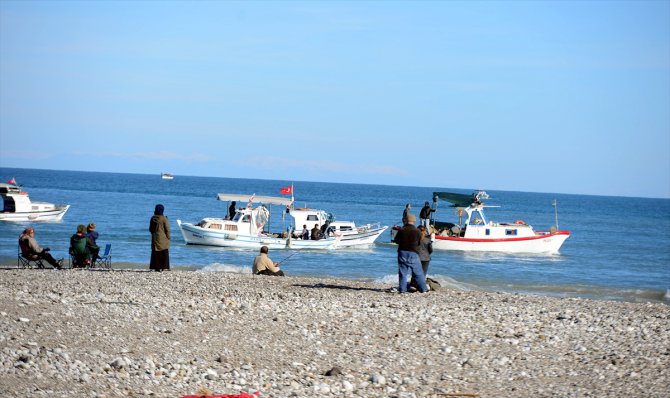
xmin=178 ymin=193 xmax=387 ymax=250
xmin=393 ymin=191 xmax=569 ymax=254
xmin=0 ymin=181 xmax=70 ymax=222
xmin=291 ymin=208 xmax=388 ymax=248
xmin=161 ymin=172 xmax=174 ymax=180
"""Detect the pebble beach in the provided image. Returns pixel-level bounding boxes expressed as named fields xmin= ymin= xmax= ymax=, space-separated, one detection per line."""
xmin=0 ymin=268 xmax=668 ymax=398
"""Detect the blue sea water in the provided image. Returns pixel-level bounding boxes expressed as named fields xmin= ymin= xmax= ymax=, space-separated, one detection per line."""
xmin=1 ymin=167 xmax=669 ymax=304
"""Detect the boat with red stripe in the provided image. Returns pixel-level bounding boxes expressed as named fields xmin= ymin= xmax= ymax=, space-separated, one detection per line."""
xmin=393 ymin=190 xmax=570 ymax=254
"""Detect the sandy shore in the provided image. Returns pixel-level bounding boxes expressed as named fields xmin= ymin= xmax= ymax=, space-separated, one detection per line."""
xmin=0 ymin=269 xmax=668 ymax=398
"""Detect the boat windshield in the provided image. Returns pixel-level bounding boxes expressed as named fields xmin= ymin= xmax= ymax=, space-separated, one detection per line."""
xmin=256 ymin=205 xmax=269 ymax=227
xmin=468 ymin=209 xmax=487 ymax=225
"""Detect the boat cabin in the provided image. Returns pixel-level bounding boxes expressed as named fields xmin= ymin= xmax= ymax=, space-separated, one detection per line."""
xmin=433 ymin=191 xmax=535 ymax=240
xmin=289 ymin=208 xmax=333 ymax=230
xmin=0 ymin=183 xmax=58 ymax=214
xmin=195 ymin=204 xmax=272 ymax=236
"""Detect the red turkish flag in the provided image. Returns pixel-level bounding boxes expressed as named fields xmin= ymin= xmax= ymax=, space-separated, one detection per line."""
xmin=280 ymin=185 xmax=293 ymax=195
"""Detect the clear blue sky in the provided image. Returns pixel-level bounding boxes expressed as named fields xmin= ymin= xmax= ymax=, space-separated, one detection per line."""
xmin=1 ymin=0 xmax=668 ymax=198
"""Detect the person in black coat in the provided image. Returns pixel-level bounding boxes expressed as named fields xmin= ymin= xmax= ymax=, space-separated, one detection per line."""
xmin=228 ymin=201 xmax=237 ymax=220
xmin=419 ymin=201 xmax=435 ymax=230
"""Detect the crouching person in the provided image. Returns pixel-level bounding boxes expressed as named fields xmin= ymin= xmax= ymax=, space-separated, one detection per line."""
xmin=252 ymin=246 xmax=284 ymax=276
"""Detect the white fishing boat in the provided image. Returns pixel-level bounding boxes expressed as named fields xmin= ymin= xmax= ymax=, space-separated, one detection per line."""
xmin=393 ymin=191 xmax=569 ymax=254
xmin=177 ymin=193 xmax=387 ymax=250
xmin=291 ymin=208 xmax=388 ymax=248
xmin=0 ymin=181 xmax=70 ymax=222
xmin=161 ymin=172 xmax=174 ymax=180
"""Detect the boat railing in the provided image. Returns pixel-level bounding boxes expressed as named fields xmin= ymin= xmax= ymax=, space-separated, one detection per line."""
xmin=358 ymin=222 xmax=383 ymax=232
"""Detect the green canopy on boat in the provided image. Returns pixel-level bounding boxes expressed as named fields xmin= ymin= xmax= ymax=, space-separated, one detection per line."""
xmin=432 ymin=192 xmax=477 ymax=208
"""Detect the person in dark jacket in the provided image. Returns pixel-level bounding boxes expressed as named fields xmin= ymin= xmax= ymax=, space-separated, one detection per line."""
xmin=417 ymin=225 xmax=433 ymax=276
xmin=419 ymin=201 xmax=435 ymax=230
xmin=70 ymin=224 xmax=94 ymax=267
xmin=402 ymin=203 xmax=411 ymax=224
xmin=392 ymin=214 xmax=428 ymax=293
xmin=149 ymin=204 xmax=170 ymax=271
xmin=311 ymin=224 xmax=323 ymax=240
xmin=228 ymin=201 xmax=237 ymax=220
xmin=86 ymin=223 xmax=100 ymax=265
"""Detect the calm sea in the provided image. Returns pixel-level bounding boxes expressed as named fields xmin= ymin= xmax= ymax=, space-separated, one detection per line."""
xmin=1 ymin=167 xmax=668 ymax=304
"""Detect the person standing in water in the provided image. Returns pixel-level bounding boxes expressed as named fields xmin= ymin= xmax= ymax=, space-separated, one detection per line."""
xmin=149 ymin=204 xmax=170 ymax=272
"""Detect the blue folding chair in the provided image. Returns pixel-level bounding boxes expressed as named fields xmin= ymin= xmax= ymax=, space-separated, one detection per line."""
xmin=96 ymin=243 xmax=112 ymax=269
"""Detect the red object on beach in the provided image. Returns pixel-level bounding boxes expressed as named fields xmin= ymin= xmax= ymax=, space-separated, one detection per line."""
xmin=180 ymin=392 xmax=259 ymax=398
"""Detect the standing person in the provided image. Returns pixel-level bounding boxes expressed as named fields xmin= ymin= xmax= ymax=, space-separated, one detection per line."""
xmin=417 ymin=225 xmax=433 ymax=277
xmin=228 ymin=201 xmax=237 ymax=220
xmin=252 ymin=246 xmax=284 ymax=276
xmin=409 ymin=225 xmax=433 ymax=291
xmin=86 ymin=223 xmax=100 ymax=265
xmin=419 ymin=201 xmax=435 ymax=230
xmin=301 ymin=224 xmax=310 ymax=240
xmin=18 ymin=227 xmax=63 ymax=269
xmin=402 ymin=203 xmax=411 ymax=224
xmin=149 ymin=204 xmax=170 ymax=272
xmin=392 ymin=214 xmax=428 ymax=293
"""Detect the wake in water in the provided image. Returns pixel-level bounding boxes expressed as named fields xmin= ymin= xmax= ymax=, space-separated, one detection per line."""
xmin=197 ymin=263 xmax=251 ymax=274
xmin=372 ymin=273 xmax=479 ymax=292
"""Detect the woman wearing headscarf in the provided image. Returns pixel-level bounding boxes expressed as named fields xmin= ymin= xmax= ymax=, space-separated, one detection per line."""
xmin=149 ymin=204 xmax=170 ymax=271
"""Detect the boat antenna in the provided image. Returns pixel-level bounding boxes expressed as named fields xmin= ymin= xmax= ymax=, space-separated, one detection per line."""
xmin=552 ymin=199 xmax=559 ymax=230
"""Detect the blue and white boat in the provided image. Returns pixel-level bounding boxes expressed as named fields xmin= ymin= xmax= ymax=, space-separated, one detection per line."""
xmin=177 ymin=193 xmax=387 ymax=250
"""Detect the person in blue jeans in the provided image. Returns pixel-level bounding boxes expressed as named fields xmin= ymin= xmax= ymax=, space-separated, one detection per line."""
xmin=393 ymin=214 xmax=429 ymax=293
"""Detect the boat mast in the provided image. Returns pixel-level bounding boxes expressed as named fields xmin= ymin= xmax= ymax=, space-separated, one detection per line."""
xmin=552 ymin=199 xmax=559 ymax=230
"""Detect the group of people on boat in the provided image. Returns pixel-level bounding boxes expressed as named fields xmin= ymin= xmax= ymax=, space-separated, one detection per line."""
xmin=297 ymin=223 xmax=331 ymax=241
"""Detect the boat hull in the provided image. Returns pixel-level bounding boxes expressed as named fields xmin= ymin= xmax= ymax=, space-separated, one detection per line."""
xmin=0 ymin=205 xmax=70 ymax=222
xmin=177 ymin=220 xmax=338 ymax=250
xmin=432 ymin=231 xmax=570 ymax=254
xmin=335 ymin=226 xmax=388 ymax=248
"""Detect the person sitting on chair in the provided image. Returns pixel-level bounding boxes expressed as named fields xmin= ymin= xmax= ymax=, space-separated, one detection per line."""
xmin=19 ymin=227 xmax=63 ymax=269
xmin=86 ymin=223 xmax=101 ymax=265
xmin=301 ymin=224 xmax=309 ymax=240
xmin=70 ymin=224 xmax=92 ymax=268
xmin=252 ymin=246 xmax=284 ymax=276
